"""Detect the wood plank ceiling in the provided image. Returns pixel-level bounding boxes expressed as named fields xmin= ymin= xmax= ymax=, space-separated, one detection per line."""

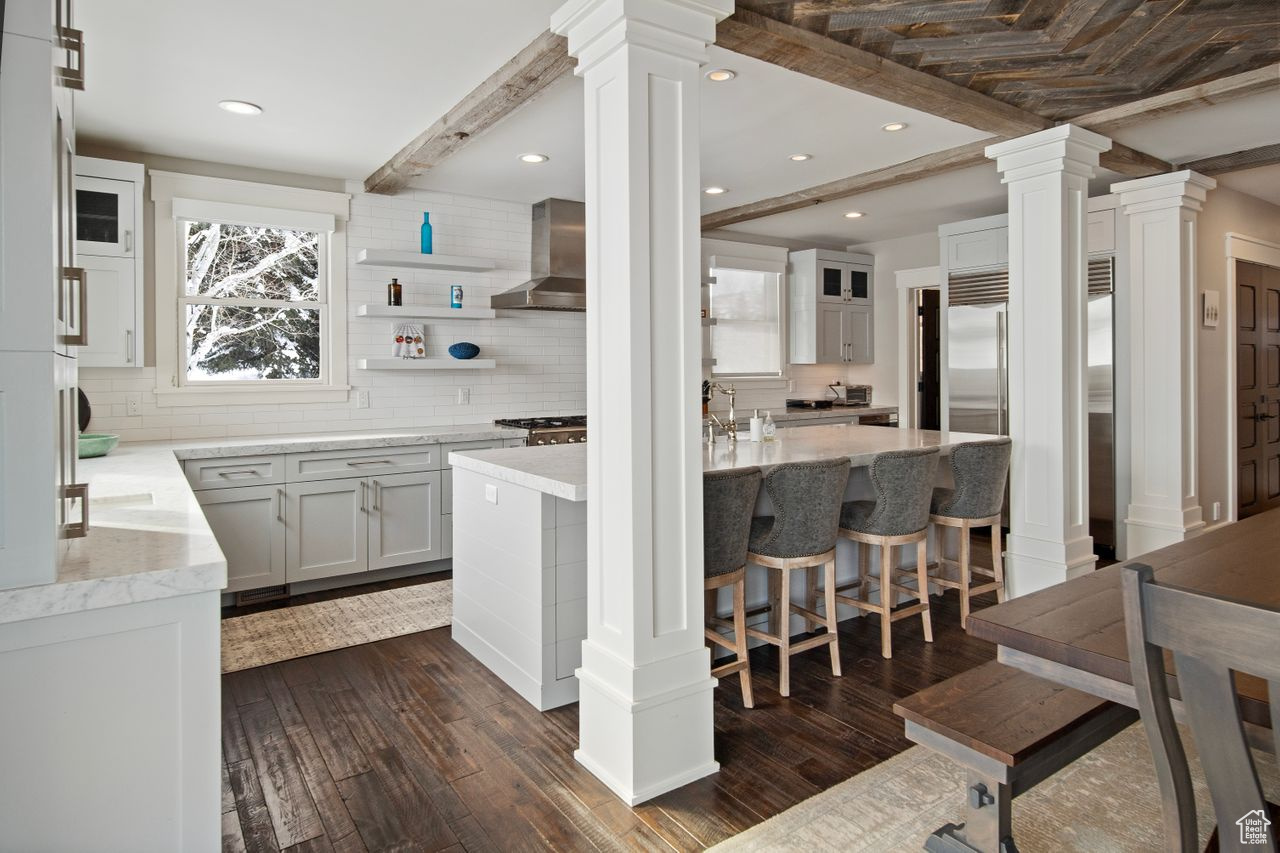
xmin=733 ymin=0 xmax=1280 ymax=120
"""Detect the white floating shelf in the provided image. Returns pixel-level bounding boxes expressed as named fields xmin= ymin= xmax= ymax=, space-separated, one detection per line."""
xmin=356 ymin=304 xmax=497 ymax=320
xmin=354 ymin=248 xmax=497 ymax=272
xmin=357 ymin=358 xmax=497 ymax=371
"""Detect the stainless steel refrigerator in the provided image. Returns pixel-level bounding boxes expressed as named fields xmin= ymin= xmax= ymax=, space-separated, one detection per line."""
xmin=945 ymin=259 xmax=1116 ymax=555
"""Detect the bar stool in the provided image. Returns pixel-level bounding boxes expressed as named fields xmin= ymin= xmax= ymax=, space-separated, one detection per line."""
xmin=744 ymin=458 xmax=850 ymax=697
xmin=929 ymin=437 xmax=1012 ymax=628
xmin=834 ymin=447 xmax=941 ymax=659
xmin=703 ymin=467 xmax=763 ymax=709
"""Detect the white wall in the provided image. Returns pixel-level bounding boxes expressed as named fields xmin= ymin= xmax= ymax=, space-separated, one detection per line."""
xmin=79 ymin=155 xmax=586 ymax=442
xmin=1195 ymin=185 xmax=1280 ymax=524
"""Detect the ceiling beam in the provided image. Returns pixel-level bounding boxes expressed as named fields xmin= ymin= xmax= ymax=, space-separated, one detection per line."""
xmin=714 ymin=10 xmax=1169 ymax=178
xmin=1072 ymin=64 xmax=1280 ymax=135
xmin=1179 ymin=143 xmax=1280 ymax=177
xmin=364 ymin=31 xmax=573 ymax=195
xmin=701 ymin=139 xmax=994 ymax=231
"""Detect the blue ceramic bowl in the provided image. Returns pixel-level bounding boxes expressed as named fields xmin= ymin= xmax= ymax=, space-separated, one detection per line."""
xmin=448 ymin=342 xmax=480 ymax=360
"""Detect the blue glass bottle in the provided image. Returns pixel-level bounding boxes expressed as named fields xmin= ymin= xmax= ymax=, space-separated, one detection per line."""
xmin=420 ymin=212 xmax=433 ymax=254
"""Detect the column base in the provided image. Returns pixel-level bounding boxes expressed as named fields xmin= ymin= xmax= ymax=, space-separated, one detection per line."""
xmin=1004 ymin=534 xmax=1097 ymax=597
xmin=1124 ymin=505 xmax=1205 ymax=559
xmin=574 ymin=643 xmax=718 ymax=805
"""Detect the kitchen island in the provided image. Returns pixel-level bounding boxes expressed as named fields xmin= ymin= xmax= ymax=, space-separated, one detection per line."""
xmin=449 ymin=423 xmax=992 ymax=710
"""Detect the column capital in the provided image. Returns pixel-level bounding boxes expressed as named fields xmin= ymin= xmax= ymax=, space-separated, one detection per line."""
xmin=552 ymin=0 xmax=733 ymax=73
xmin=1112 ymin=169 xmax=1217 ymax=214
xmin=986 ymin=124 xmax=1112 ymax=183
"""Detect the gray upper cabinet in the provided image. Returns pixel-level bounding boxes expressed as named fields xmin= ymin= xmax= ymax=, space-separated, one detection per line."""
xmin=791 ymin=249 xmax=875 ymax=364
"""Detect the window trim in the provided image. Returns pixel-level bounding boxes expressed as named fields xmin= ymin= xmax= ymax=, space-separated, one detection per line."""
xmin=150 ymin=171 xmax=351 ymax=407
xmin=707 ymin=253 xmax=789 ymax=381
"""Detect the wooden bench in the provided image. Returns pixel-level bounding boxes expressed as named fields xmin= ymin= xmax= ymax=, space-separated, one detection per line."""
xmin=893 ymin=660 xmax=1138 ymax=853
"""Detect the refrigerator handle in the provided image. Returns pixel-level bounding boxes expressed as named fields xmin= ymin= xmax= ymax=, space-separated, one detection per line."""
xmin=995 ymin=311 xmax=1007 ymax=435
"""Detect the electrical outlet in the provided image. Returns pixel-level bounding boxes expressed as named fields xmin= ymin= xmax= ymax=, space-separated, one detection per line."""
xmin=125 ymin=392 xmax=142 ymax=417
xmin=355 ymin=390 xmax=370 ymax=409
xmin=485 ymin=483 xmax=498 ymax=505
xmin=457 ymin=388 xmax=470 ymax=405
xmin=1212 ymin=501 xmax=1222 ymax=521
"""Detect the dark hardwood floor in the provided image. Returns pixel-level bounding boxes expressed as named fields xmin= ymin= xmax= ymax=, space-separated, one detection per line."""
xmin=222 ymin=585 xmax=997 ymax=852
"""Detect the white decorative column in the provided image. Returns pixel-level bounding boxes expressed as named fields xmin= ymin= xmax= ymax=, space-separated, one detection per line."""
xmin=551 ymin=0 xmax=732 ymax=804
xmin=987 ymin=126 xmax=1111 ymax=595
xmin=1112 ymin=170 xmax=1216 ymax=557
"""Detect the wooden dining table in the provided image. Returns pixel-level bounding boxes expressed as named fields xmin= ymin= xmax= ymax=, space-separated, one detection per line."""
xmin=967 ymin=507 xmax=1279 ymax=738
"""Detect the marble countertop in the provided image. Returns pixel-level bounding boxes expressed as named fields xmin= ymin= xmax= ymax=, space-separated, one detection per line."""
xmin=451 ymin=422 xmax=992 ymax=502
xmin=702 ymin=405 xmax=898 ymax=428
xmin=0 ymin=423 xmax=528 ymax=625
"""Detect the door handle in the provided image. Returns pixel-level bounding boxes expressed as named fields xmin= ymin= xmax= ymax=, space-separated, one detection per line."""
xmin=360 ymin=480 xmax=368 ymax=513
xmin=63 ymin=266 xmax=87 ymax=346
xmin=124 ymin=230 xmax=133 ymax=253
xmin=277 ymin=489 xmax=286 ymax=524
xmin=373 ymin=480 xmax=382 ymax=511
xmin=1257 ymin=413 xmax=1276 ymax=422
xmin=125 ymin=329 xmax=133 ymax=363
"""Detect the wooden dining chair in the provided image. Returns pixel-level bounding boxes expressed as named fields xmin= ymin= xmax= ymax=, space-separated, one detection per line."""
xmin=703 ymin=466 xmax=763 ymax=709
xmin=1121 ymin=563 xmax=1280 ymax=853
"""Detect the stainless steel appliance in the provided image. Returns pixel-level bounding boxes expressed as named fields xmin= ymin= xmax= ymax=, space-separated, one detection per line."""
xmin=495 ymin=416 xmax=587 ymax=446
xmin=945 ymin=258 xmax=1116 ymax=555
xmin=490 ymin=199 xmax=586 ymax=311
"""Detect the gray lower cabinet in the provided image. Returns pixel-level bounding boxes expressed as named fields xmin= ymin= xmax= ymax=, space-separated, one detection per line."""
xmin=286 ymin=477 xmax=370 ymax=583
xmin=368 ymin=471 xmax=443 ymax=570
xmin=196 ymin=484 xmax=286 ymax=593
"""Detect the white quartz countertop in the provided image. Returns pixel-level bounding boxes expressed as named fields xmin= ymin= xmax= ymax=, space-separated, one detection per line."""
xmin=702 ymin=405 xmax=897 ymax=427
xmin=0 ymin=423 xmax=528 ymax=625
xmin=450 ymin=422 xmax=994 ymax=502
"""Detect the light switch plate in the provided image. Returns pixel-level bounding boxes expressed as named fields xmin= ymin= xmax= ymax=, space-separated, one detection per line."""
xmin=457 ymin=387 xmax=471 ymax=405
xmin=485 ymin=483 xmax=498 ymax=505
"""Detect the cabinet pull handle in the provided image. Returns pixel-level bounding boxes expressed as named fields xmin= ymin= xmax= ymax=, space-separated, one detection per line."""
xmin=56 ymin=27 xmax=85 ymax=90
xmin=277 ymin=489 xmax=286 ymax=524
xmin=60 ymin=483 xmax=89 ymax=539
xmin=217 ymin=469 xmax=261 ymax=478
xmin=124 ymin=230 xmax=133 ymax=253
xmin=360 ymin=480 xmax=368 ymax=513
xmin=346 ymin=459 xmax=392 ymax=467
xmin=125 ymin=329 xmax=133 ymax=363
xmin=63 ymin=266 xmax=88 ymax=346
xmin=373 ymin=480 xmax=381 ymax=511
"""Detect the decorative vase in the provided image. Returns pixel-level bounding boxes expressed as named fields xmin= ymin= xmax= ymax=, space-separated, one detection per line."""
xmin=420 ymin=212 xmax=433 ymax=254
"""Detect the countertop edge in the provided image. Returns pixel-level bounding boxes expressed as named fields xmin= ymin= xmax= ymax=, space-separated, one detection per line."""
xmin=450 ymin=451 xmax=588 ymax=502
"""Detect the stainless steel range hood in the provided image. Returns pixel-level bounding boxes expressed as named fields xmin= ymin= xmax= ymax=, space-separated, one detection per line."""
xmin=491 ymin=198 xmax=586 ymax=311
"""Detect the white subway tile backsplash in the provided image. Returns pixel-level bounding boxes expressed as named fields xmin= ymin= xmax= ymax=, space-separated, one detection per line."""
xmin=83 ymin=189 xmax=586 ymax=442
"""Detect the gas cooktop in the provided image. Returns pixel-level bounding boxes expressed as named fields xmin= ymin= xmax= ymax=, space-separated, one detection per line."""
xmin=494 ymin=415 xmax=587 ymax=430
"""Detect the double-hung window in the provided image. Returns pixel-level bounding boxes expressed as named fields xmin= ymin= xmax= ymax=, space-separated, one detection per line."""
xmin=708 ymin=255 xmax=786 ymax=379
xmin=151 ymin=172 xmax=350 ymax=406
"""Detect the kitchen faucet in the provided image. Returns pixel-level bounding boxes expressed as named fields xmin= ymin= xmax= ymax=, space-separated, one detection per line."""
xmin=706 ymin=382 xmax=738 ymax=442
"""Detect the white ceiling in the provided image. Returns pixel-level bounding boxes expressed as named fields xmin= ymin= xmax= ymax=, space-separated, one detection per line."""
xmin=74 ymin=2 xmax=1280 ymax=245
xmin=74 ymin=0 xmax=564 ymax=179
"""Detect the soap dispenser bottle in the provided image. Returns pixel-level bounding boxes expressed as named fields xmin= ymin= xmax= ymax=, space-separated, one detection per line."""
xmin=762 ymin=411 xmax=777 ymax=442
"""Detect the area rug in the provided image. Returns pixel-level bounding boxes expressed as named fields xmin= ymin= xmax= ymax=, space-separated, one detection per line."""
xmin=221 ymin=579 xmax=452 ymax=673
xmin=712 ymin=722 xmax=1280 ymax=852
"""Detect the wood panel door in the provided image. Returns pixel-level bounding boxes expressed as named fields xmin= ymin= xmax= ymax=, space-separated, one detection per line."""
xmin=1237 ymin=260 xmax=1280 ymax=518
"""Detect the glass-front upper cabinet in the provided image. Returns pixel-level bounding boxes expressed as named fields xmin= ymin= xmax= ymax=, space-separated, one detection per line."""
xmin=818 ymin=262 xmax=845 ymax=302
xmin=75 ymin=175 xmax=134 ymax=257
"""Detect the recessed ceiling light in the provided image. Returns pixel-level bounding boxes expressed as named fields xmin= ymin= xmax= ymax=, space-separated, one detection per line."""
xmin=788 ymin=153 xmax=813 ymax=161
xmin=843 ymin=211 xmax=866 ymax=219
xmin=705 ymin=69 xmax=736 ymax=82
xmin=881 ymin=122 xmax=908 ymax=132
xmin=704 ymin=186 xmax=728 ymax=195
xmin=519 ymin=153 xmax=550 ymax=164
xmin=218 ymin=100 xmax=263 ymax=116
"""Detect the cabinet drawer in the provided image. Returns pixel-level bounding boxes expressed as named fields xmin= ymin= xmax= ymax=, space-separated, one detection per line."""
xmin=184 ymin=454 xmax=285 ymax=490
xmin=286 ymin=445 xmax=441 ymax=482
xmin=440 ymin=439 xmax=503 ymax=469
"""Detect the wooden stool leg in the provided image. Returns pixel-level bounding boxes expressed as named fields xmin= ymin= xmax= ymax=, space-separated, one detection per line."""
xmin=859 ymin=542 xmax=870 ymax=600
xmin=732 ymin=575 xmax=753 ymax=708
xmin=991 ymin=523 xmax=1006 ymax=602
xmin=880 ymin=544 xmax=894 ymax=659
xmin=916 ymin=539 xmax=933 ymax=643
xmin=958 ymin=524 xmax=972 ymax=629
xmin=824 ymin=558 xmax=841 ymax=677
xmin=804 ymin=566 xmax=819 ymax=632
xmin=778 ymin=566 xmax=792 ymax=697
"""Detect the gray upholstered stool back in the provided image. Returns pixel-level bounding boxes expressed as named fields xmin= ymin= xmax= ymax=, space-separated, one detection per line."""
xmin=841 ymin=447 xmax=941 ymax=537
xmin=703 ymin=467 xmax=762 ymax=578
xmin=934 ymin=437 xmax=1011 ymax=520
xmin=748 ymin=458 xmax=851 ymax=559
